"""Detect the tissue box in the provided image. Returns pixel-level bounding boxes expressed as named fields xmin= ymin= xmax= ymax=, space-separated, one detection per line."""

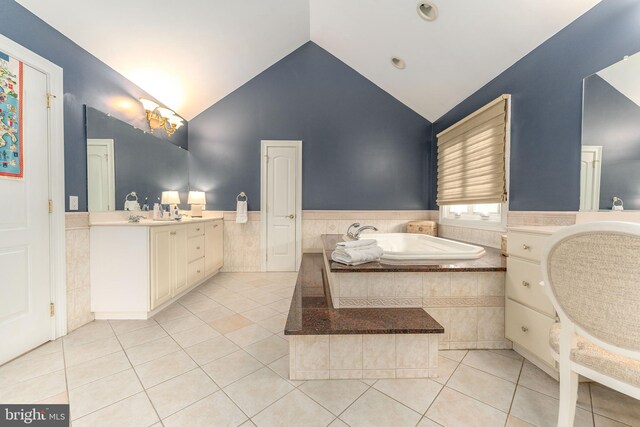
xmin=407 ymin=221 xmax=437 ymax=236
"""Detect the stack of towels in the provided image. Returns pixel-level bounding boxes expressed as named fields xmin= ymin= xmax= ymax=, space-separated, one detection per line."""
xmin=331 ymin=239 xmax=384 ymax=266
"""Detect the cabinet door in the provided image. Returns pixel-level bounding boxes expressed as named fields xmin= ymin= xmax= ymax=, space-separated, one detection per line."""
xmin=150 ymin=228 xmax=174 ymax=309
xmin=173 ymin=226 xmax=189 ymax=295
xmin=205 ymin=220 xmax=224 ymax=276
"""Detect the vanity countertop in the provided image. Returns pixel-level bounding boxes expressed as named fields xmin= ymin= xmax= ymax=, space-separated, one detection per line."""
xmin=507 ymin=225 xmax=567 ymax=235
xmin=90 ymin=215 xmax=223 ymax=227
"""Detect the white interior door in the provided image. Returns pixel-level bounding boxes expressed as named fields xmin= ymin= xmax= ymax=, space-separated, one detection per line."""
xmin=265 ymin=145 xmax=298 ymax=271
xmin=0 ymin=62 xmax=52 ymax=364
xmin=580 ymin=145 xmax=602 ymax=211
xmin=87 ymin=138 xmax=115 ymax=211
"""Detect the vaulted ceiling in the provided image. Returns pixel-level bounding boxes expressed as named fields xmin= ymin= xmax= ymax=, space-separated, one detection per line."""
xmin=597 ymin=51 xmax=640 ymax=108
xmin=17 ymin=0 xmax=600 ymax=121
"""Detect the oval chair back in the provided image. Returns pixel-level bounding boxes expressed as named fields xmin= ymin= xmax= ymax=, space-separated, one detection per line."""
xmin=541 ymin=221 xmax=640 ymax=427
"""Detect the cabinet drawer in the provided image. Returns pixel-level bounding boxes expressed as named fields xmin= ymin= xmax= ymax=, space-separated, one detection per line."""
xmin=188 ymin=223 xmax=205 ymax=238
xmin=188 ymin=236 xmax=205 ymax=262
xmin=506 ymin=299 xmax=556 ymax=368
xmin=188 ymin=258 xmax=205 ymax=286
xmin=506 ymin=258 xmax=555 ymax=317
xmin=508 ymin=231 xmax=548 ymax=262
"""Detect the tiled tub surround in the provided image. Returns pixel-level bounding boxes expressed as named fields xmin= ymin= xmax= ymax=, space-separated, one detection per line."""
xmin=221 ymin=210 xmax=436 ymax=272
xmin=322 ymin=235 xmax=509 ymax=350
xmin=285 ymin=254 xmax=443 ymax=380
xmin=220 ymin=210 xmax=585 ymax=272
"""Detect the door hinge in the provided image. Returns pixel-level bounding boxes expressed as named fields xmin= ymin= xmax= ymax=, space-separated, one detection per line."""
xmin=50 ymin=303 xmax=55 ymax=317
xmin=48 ymin=199 xmax=53 ymax=213
xmin=46 ymin=93 xmax=57 ymax=109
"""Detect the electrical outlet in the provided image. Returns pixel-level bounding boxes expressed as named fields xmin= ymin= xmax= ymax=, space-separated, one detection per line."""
xmin=69 ymin=196 xmax=79 ymax=211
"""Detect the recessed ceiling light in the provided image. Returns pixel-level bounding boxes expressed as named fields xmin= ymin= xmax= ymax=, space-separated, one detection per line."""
xmin=391 ymin=57 xmax=406 ymax=69
xmin=417 ymin=1 xmax=438 ymax=21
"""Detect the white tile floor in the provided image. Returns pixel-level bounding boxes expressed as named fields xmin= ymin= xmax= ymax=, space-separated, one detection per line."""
xmin=2 ymin=272 xmax=640 ymax=427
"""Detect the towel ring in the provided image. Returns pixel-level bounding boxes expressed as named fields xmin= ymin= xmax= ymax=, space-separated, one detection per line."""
xmin=237 ymin=192 xmax=247 ymax=202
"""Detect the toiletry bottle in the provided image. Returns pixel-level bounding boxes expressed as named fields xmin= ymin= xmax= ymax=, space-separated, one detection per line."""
xmin=153 ymin=203 xmax=162 ymax=220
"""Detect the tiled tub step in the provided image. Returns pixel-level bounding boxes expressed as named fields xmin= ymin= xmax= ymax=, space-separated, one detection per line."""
xmin=285 ymin=254 xmax=443 ymax=380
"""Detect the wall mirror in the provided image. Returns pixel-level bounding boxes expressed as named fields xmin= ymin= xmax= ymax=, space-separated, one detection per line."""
xmin=581 ymin=50 xmax=640 ymax=211
xmin=85 ymin=106 xmax=189 ymax=212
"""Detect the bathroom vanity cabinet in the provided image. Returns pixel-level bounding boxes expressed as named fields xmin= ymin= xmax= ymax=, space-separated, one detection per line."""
xmin=90 ymin=218 xmax=224 ymax=319
xmin=506 ymin=226 xmax=562 ymax=377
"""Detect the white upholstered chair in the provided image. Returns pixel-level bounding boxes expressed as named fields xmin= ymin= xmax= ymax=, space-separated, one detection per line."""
xmin=540 ymin=221 xmax=640 ymax=427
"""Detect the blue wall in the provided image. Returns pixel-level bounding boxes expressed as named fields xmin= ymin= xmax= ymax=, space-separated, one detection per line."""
xmin=583 ymin=75 xmax=640 ymax=210
xmin=189 ymin=42 xmax=432 ymax=211
xmin=431 ymin=0 xmax=640 ymax=211
xmin=1 ymin=0 xmax=188 ymax=211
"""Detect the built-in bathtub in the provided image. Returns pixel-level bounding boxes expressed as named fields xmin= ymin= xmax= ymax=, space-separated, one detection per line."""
xmin=355 ymin=233 xmax=486 ymax=260
xmin=321 ymin=234 xmax=509 ymax=350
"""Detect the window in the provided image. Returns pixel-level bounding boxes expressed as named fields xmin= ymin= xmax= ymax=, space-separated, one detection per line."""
xmin=437 ymin=95 xmax=510 ymax=230
xmin=440 ymin=202 xmax=505 ymax=229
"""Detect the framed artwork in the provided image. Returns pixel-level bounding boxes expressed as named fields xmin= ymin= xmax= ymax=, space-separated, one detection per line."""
xmin=0 ymin=50 xmax=23 ymax=179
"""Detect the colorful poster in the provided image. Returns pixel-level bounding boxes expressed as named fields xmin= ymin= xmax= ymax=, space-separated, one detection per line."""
xmin=0 ymin=51 xmax=23 ymax=179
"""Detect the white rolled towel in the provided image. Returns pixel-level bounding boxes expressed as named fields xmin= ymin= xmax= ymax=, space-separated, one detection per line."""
xmin=236 ymin=200 xmax=248 ymax=224
xmin=336 ymin=239 xmax=377 ymax=249
xmin=331 ymin=244 xmax=384 ymax=266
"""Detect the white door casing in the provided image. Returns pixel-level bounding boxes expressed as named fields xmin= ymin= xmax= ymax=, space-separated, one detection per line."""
xmin=261 ymin=140 xmax=302 ymax=272
xmin=0 ymin=34 xmax=65 ymax=364
xmin=580 ymin=145 xmax=602 ymax=211
xmin=87 ymin=138 xmax=115 ymax=211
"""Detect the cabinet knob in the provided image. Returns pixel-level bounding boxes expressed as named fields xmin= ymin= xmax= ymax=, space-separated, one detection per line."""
xmin=170 ymin=231 xmax=176 ymax=235
xmin=521 ymin=326 xmax=529 ymax=333
xmin=522 ymin=281 xmax=530 ymax=287
xmin=522 ymin=244 xmax=530 ymax=250
xmin=197 ymin=270 xmax=201 ymax=273
xmin=213 ymin=224 xmax=218 ymax=228
xmin=196 ymin=228 xmax=201 ymax=231
xmin=196 ymin=246 xmax=201 ymax=250
xmin=288 ymin=214 xmax=294 ymax=219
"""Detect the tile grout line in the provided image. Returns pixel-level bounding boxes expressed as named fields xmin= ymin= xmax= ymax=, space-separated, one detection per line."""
xmin=503 ymin=354 xmax=526 ymax=427
xmin=419 ymin=353 xmax=462 ymax=421
xmin=68 ymin=325 xmax=156 ymax=426
xmin=325 ymin=379 xmax=378 ymax=425
xmin=60 ymin=336 xmax=71 ymax=406
xmin=0 ymin=354 xmax=66 ymax=392
xmin=589 ymin=383 xmax=596 ymax=427
xmin=106 ymin=320 xmax=165 ymax=426
xmin=157 ymin=293 xmax=260 ymax=425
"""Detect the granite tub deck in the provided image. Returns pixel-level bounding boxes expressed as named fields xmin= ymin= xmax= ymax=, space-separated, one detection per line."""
xmin=285 ymin=254 xmax=444 ymax=380
xmin=321 ymin=234 xmax=510 ymax=350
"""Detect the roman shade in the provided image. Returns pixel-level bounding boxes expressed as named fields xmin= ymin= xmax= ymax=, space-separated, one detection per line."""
xmin=436 ymin=95 xmax=509 ymax=206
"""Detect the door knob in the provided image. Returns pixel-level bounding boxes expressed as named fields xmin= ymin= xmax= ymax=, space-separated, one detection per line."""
xmin=288 ymin=214 xmax=294 ymax=219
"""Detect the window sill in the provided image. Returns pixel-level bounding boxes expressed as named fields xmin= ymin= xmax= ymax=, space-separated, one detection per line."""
xmin=438 ymin=217 xmax=507 ymax=233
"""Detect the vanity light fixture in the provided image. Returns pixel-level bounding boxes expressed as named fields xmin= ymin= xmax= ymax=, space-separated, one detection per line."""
xmin=139 ymin=98 xmax=184 ymax=136
xmin=188 ymin=191 xmax=207 ymax=217
xmin=417 ymin=1 xmax=438 ymax=21
xmin=391 ymin=57 xmax=406 ymax=69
